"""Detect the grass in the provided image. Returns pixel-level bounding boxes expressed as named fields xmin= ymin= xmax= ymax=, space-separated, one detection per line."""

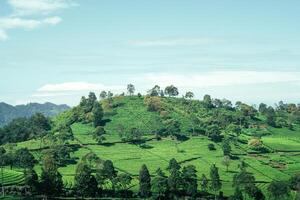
xmin=0 ymin=169 xmax=24 ymax=186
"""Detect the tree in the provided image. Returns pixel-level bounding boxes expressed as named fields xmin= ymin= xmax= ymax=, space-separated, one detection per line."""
xmin=203 ymin=94 xmax=213 ymax=109
xmin=266 ymin=106 xmax=276 ymax=127
xmin=268 ymin=181 xmax=290 ymax=200
xmin=127 ymin=84 xmax=135 ymax=96
xmin=40 ymin=154 xmax=63 ymax=196
xmin=74 ymin=162 xmax=98 ymax=197
xmin=168 ymin=166 xmax=181 ymax=196
xmin=210 ymin=164 xmax=222 ymax=200
xmin=128 ymin=127 xmax=142 ymax=141
xmin=55 ymin=125 xmax=74 ymax=145
xmin=81 ymin=92 xmax=97 ymax=112
xmin=93 ymin=126 xmax=106 ymax=144
xmin=164 ymin=85 xmax=179 ymax=97
xmin=168 ymin=158 xmax=180 ymax=172
xmin=200 ymin=174 xmax=208 ymax=193
xmin=14 ymin=148 xmax=36 ymax=169
xmin=115 ymin=173 xmax=132 ymax=191
xmin=230 ymin=187 xmax=243 ymax=200
xmin=289 ymin=173 xmax=300 ymax=192
xmin=96 ymin=160 xmax=117 ymax=191
xmin=259 ymin=103 xmax=268 ymax=114
xmin=107 ymin=91 xmax=113 ymax=99
xmin=163 ymin=119 xmax=181 ymax=138
xmin=139 ymin=164 xmax=151 ymax=198
xmin=100 ymin=91 xmax=107 ymax=99
xmin=238 ymin=160 xmax=248 ymax=172
xmin=222 ymin=139 xmax=231 ymax=156
xmin=246 ymin=185 xmax=265 ymax=200
xmin=82 ymin=152 xmax=99 ymax=166
xmin=24 ymin=168 xmax=39 ymax=194
xmin=185 ymin=91 xmax=194 ymax=99
xmin=182 ymin=165 xmax=198 ymax=196
xmin=222 ymin=156 xmax=231 ymax=172
xmin=92 ymin=102 xmax=103 ymax=127
xmin=151 ymin=168 xmax=168 ymax=199
xmin=148 ymin=85 xmax=161 ymax=96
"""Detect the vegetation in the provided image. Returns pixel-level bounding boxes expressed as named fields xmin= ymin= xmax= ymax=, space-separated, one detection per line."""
xmin=1 ymin=84 xmax=300 ymax=199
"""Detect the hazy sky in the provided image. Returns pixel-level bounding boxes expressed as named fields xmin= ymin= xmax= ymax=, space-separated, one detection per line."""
xmin=1 ymin=0 xmax=300 ymax=106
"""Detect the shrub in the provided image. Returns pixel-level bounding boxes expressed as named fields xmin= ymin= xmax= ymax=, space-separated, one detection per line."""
xmin=144 ymin=96 xmax=162 ymax=112
xmin=208 ymin=143 xmax=216 ymax=150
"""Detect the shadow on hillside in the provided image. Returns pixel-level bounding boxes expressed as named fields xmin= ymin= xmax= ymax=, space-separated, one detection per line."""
xmin=100 ymin=118 xmax=111 ymax=126
xmin=174 ymin=134 xmax=190 ymax=142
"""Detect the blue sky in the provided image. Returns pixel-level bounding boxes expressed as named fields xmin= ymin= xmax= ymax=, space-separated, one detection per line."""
xmin=1 ymin=0 xmax=300 ymax=106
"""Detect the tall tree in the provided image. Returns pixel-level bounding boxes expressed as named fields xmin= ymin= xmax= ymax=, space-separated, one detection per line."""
xmin=222 ymin=156 xmax=231 ymax=172
xmin=203 ymin=94 xmax=213 ymax=109
xmin=168 ymin=158 xmax=181 ymax=172
xmin=182 ymin=165 xmax=198 ymax=196
xmin=92 ymin=102 xmax=103 ymax=127
xmin=40 ymin=154 xmax=63 ymax=197
xmin=185 ymin=91 xmax=194 ymax=99
xmin=259 ymin=103 xmax=268 ymax=114
xmin=96 ymin=160 xmax=117 ymax=191
xmin=222 ymin=139 xmax=231 ymax=156
xmin=24 ymin=168 xmax=39 ymax=194
xmin=127 ymin=84 xmax=135 ymax=96
xmin=151 ymin=168 xmax=168 ymax=199
xmin=266 ymin=106 xmax=276 ymax=127
xmin=200 ymin=174 xmax=208 ymax=193
xmin=168 ymin=165 xmax=181 ymax=196
xmin=164 ymin=85 xmax=179 ymax=97
xmin=74 ymin=162 xmax=98 ymax=197
xmin=210 ymin=164 xmax=222 ymax=200
xmin=139 ymin=164 xmax=151 ymax=198
xmin=148 ymin=85 xmax=161 ymax=96
xmin=99 ymin=91 xmax=107 ymax=99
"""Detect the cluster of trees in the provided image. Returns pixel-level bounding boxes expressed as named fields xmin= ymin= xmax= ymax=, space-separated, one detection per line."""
xmin=0 ymin=113 xmax=51 ymax=145
xmin=259 ymin=101 xmax=300 ymax=129
xmin=72 ymin=92 xmax=104 ymax=126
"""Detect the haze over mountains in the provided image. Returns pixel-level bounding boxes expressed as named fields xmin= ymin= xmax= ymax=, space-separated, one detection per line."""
xmin=0 ymin=102 xmax=70 ymax=126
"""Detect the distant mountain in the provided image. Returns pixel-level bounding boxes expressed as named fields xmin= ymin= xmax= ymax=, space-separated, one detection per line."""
xmin=0 ymin=102 xmax=70 ymax=126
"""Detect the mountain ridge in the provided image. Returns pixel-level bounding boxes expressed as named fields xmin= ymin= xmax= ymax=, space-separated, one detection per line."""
xmin=0 ymin=102 xmax=70 ymax=126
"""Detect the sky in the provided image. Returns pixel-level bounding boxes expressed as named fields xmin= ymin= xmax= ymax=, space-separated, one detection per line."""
xmin=1 ymin=0 xmax=300 ymax=106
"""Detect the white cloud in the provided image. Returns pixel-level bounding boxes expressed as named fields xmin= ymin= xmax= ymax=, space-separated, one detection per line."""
xmin=129 ymin=37 xmax=220 ymax=47
xmin=8 ymin=0 xmax=76 ymax=16
xmin=37 ymin=82 xmax=124 ymax=92
xmin=0 ymin=0 xmax=75 ymax=41
xmin=0 ymin=16 xmax=62 ymax=40
xmin=140 ymin=71 xmax=300 ymax=89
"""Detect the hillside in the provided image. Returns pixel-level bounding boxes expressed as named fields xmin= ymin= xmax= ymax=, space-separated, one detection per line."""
xmin=1 ymin=93 xmax=300 ymax=199
xmin=0 ymin=102 xmax=70 ymax=126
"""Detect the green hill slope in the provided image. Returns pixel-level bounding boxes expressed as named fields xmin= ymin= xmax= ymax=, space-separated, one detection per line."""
xmin=1 ymin=95 xmax=300 ymax=198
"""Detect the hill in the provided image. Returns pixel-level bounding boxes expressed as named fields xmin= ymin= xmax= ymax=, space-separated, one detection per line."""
xmin=0 ymin=102 xmax=70 ymax=126
xmin=1 ymin=92 xmax=300 ymax=199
